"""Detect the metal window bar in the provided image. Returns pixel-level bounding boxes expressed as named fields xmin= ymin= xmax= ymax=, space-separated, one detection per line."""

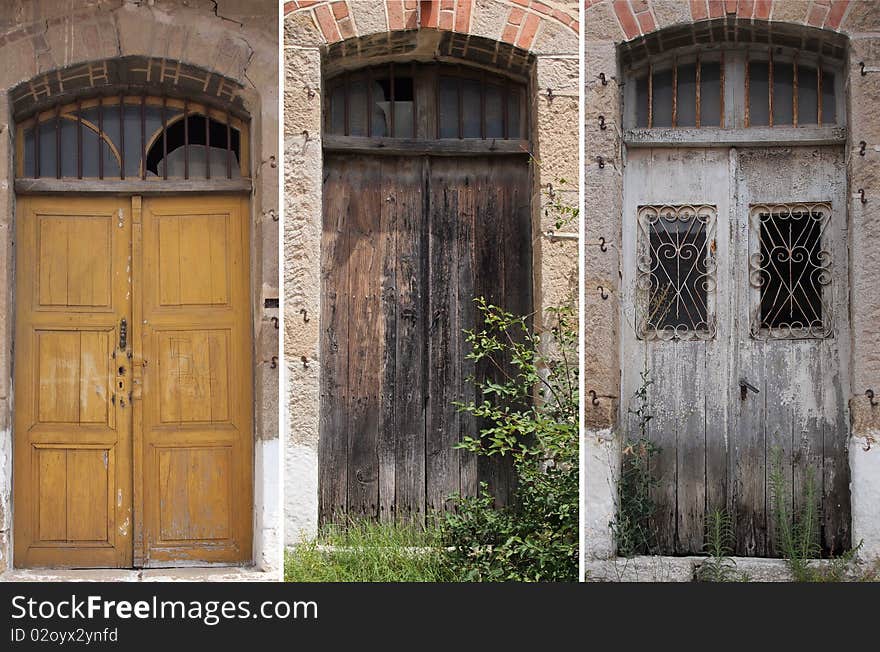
xmin=55 ymin=103 xmax=61 ymax=179
xmin=793 ymin=53 xmax=799 ymax=127
xmin=411 ymin=62 xmax=417 ymax=138
xmin=480 ymin=70 xmax=486 ymax=139
xmin=119 ymin=93 xmax=125 ymax=179
xmin=768 ymin=49 xmax=774 ymax=128
xmin=184 ymin=99 xmax=189 ymax=180
xmin=141 ymin=95 xmax=147 ymax=180
xmin=745 ymin=56 xmax=751 ymax=127
xmin=648 ymin=63 xmax=654 ymax=129
xmin=76 ymin=98 xmax=83 ymax=179
xmin=98 ymin=96 xmax=104 ymax=180
xmin=366 ymin=67 xmax=373 ymax=138
xmin=343 ymin=72 xmax=350 ymax=137
xmin=720 ymin=51 xmax=725 ymax=128
xmin=695 ymin=54 xmax=701 ymax=129
xmin=34 ymin=105 xmax=40 ymax=179
xmin=161 ymin=96 xmax=168 ymax=180
xmin=226 ymin=109 xmax=232 ymax=179
xmin=817 ymin=63 xmax=823 ymax=124
xmin=205 ymin=107 xmax=211 ymax=180
xmin=390 ymin=62 xmax=396 ymax=138
xmin=503 ymin=78 xmax=509 ymax=139
xmin=457 ymin=66 xmax=463 ymax=140
xmin=671 ymin=58 xmax=678 ymax=128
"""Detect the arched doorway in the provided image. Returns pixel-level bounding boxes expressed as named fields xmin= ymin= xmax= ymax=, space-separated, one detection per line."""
xmin=619 ymin=34 xmax=851 ymax=556
xmin=319 ymin=60 xmax=533 ymax=523
xmin=12 ymin=90 xmax=254 ymax=568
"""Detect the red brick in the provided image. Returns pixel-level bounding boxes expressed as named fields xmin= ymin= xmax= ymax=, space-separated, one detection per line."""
xmin=338 ymin=16 xmax=355 ymax=39
xmin=708 ymin=0 xmax=725 ymax=18
xmin=421 ymin=0 xmax=439 ymax=27
xmin=631 ymin=0 xmax=650 ymax=11
xmin=531 ymin=1 xmax=553 ymax=15
xmin=725 ymin=0 xmax=737 ymax=12
xmin=570 ymin=19 xmax=579 ymax=33
xmin=636 ymin=10 xmax=656 ymax=34
xmin=501 ymin=22 xmax=519 ymax=44
xmin=613 ymin=0 xmax=640 ymax=39
xmin=331 ymin=1 xmax=348 ymax=19
xmin=552 ymin=9 xmax=571 ymax=24
xmin=404 ymin=0 xmax=418 ymax=8
xmin=511 ymin=0 xmax=529 ymax=6
xmin=516 ymin=12 xmax=541 ymax=49
xmin=825 ymin=0 xmax=849 ymax=29
xmin=283 ymin=1 xmax=297 ymax=15
xmin=387 ymin=0 xmax=405 ymax=29
xmin=440 ymin=0 xmax=454 ymax=9
xmin=406 ymin=8 xmax=418 ymax=27
xmin=509 ymin=7 xmax=526 ymax=24
xmin=299 ymin=0 xmax=319 ymax=6
xmin=690 ymin=0 xmax=709 ymax=21
xmin=814 ymin=0 xmax=831 ymax=6
xmin=454 ymin=0 xmax=472 ymax=32
xmin=736 ymin=0 xmax=754 ymax=18
xmin=314 ymin=4 xmax=341 ymax=41
xmin=807 ymin=4 xmax=828 ymax=26
xmin=754 ymin=0 xmax=771 ymax=19
xmin=439 ymin=9 xmax=454 ymax=30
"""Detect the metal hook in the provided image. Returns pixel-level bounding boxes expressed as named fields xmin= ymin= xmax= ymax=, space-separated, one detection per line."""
xmin=300 ymin=308 xmax=309 ymax=323
xmin=597 ymin=156 xmax=605 ymax=169
xmin=588 ymin=390 xmax=599 ymax=406
xmin=598 ymin=115 xmax=606 ymax=130
xmin=599 ymin=237 xmax=607 ymax=252
xmin=270 ymin=317 xmax=279 ymax=329
xmin=301 ymin=355 xmax=309 ymax=369
xmin=598 ymin=72 xmax=607 ymax=86
xmin=270 ymin=356 xmax=277 ymax=369
xmin=859 ymin=188 xmax=867 ymax=204
xmin=598 ymin=285 xmax=608 ymax=300
xmin=546 ymin=87 xmax=553 ymax=99
xmin=859 ymin=140 xmax=867 ymax=156
xmin=860 ymin=61 xmax=866 ymax=76
xmin=867 ymin=389 xmax=877 ymax=407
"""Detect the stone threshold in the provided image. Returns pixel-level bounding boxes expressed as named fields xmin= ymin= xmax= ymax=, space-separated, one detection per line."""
xmin=583 ymin=555 xmax=839 ymax=582
xmin=0 ymin=567 xmax=277 ymax=582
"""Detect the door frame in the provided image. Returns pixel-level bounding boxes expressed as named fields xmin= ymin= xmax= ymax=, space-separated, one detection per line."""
xmin=11 ymin=189 xmax=256 ymax=569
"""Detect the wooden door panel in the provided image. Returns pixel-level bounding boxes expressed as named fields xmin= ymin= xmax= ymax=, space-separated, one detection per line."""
xmin=320 ymin=154 xmax=531 ymax=523
xmin=14 ymin=196 xmax=131 ymax=568
xmin=140 ymin=195 xmax=251 ymax=566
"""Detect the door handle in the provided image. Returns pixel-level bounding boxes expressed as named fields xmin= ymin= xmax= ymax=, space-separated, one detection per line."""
xmin=740 ymin=379 xmax=759 ymax=400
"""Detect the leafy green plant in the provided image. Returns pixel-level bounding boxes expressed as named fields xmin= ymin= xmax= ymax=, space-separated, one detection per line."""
xmin=696 ymin=509 xmax=741 ymax=582
xmin=284 ymin=518 xmax=456 ymax=582
xmin=611 ymin=367 xmax=660 ymax=556
xmin=439 ymin=299 xmax=578 ymax=582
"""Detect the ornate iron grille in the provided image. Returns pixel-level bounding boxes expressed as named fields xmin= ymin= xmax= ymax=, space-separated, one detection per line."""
xmin=749 ymin=202 xmax=832 ymax=339
xmin=636 ymin=204 xmax=717 ymax=341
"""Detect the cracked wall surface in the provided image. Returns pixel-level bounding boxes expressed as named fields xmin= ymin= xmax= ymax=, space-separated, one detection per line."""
xmin=583 ymin=0 xmax=880 ymax=562
xmin=282 ymin=0 xmax=580 ymax=544
xmin=0 ymin=0 xmax=280 ymax=575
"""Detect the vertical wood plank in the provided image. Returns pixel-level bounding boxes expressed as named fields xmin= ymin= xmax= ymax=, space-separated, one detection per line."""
xmin=79 ymin=331 xmax=109 ymax=424
xmin=158 ymin=217 xmax=181 ymax=306
xmin=37 ymin=449 xmax=68 ymax=541
xmin=319 ymin=156 xmax=351 ymax=523
xmin=67 ymin=449 xmax=109 ymax=541
xmin=39 ymin=217 xmax=69 ymax=306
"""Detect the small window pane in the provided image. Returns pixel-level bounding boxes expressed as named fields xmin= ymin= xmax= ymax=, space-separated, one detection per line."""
xmin=393 ymin=76 xmax=414 ymax=138
xmin=462 ymin=79 xmax=481 ymax=138
xmin=348 ymin=80 xmax=368 ymax=136
xmin=821 ymin=69 xmax=836 ymax=124
xmin=773 ymin=61 xmax=794 ymax=125
xmin=636 ymin=73 xmax=650 ymax=127
xmin=797 ymin=65 xmax=818 ymax=124
xmin=676 ymin=63 xmax=697 ymax=127
xmin=756 ymin=208 xmax=827 ymax=335
xmin=700 ymin=62 xmax=722 ymax=127
xmin=60 ymin=119 xmax=77 ymax=177
xmin=749 ymin=61 xmax=770 ymax=126
xmin=639 ymin=206 xmax=715 ymax=336
xmin=439 ymin=76 xmax=459 ymax=138
xmin=508 ymin=88 xmax=522 ymax=139
xmin=330 ymin=85 xmax=345 ymax=133
xmin=652 ymin=69 xmax=673 ymax=127
xmin=485 ymin=84 xmax=504 ymax=138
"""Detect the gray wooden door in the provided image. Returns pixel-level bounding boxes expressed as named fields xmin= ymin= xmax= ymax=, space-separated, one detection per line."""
xmin=622 ymin=146 xmax=850 ymax=556
xmin=319 ymin=154 xmax=531 ymax=525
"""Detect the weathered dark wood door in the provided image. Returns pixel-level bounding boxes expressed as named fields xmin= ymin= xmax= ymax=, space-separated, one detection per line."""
xmin=621 ymin=146 xmax=850 ymax=556
xmin=320 ymin=154 xmax=531 ymax=523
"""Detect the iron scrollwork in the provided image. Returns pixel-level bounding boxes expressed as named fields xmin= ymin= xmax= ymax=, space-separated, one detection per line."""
xmin=749 ymin=202 xmax=833 ymax=340
xmin=636 ymin=204 xmax=717 ymax=341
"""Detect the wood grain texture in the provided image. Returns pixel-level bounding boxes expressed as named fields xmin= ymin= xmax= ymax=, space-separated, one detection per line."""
xmin=320 ymin=154 xmax=531 ymax=522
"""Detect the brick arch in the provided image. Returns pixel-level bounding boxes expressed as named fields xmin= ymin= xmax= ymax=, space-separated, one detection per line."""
xmin=595 ymin=0 xmax=857 ymax=42
xmin=284 ymin=1 xmax=579 ymax=52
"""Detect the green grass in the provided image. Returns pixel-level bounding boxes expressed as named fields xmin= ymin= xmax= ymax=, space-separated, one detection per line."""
xmin=284 ymin=519 xmax=458 ymax=582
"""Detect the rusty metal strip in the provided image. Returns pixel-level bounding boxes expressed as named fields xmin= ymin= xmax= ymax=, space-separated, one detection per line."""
xmin=76 ymin=98 xmax=82 ymax=179
xmin=226 ymin=109 xmax=232 ymax=179
xmin=744 ymin=54 xmax=750 ymax=128
xmin=183 ymin=98 xmax=189 ymax=180
xmin=696 ymin=54 xmax=701 ymax=129
xmin=768 ymin=48 xmax=774 ymax=128
xmin=140 ymin=94 xmax=146 ymax=180
xmin=793 ymin=54 xmax=799 ymax=127
xmin=205 ymin=107 xmax=211 ymax=180
xmin=648 ymin=63 xmax=653 ymax=129
xmin=817 ymin=63 xmax=823 ymax=124
xmin=672 ymin=58 xmax=678 ymax=128
xmin=98 ymin=96 xmax=104 ymax=180
xmin=55 ymin=103 xmax=61 ymax=179
xmin=161 ymin=96 xmax=167 ymax=180
xmin=119 ymin=93 xmax=126 ymax=179
xmin=34 ymin=105 xmax=40 ymax=179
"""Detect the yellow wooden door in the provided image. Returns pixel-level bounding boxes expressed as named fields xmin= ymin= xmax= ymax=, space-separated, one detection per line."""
xmin=13 ymin=196 xmax=133 ymax=568
xmin=137 ymin=195 xmax=252 ymax=566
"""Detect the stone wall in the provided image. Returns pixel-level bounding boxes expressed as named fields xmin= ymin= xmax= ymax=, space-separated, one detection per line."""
xmin=583 ymin=0 xmax=880 ymax=561
xmin=0 ymin=0 xmax=280 ymax=574
xmin=283 ymin=0 xmax=580 ymax=543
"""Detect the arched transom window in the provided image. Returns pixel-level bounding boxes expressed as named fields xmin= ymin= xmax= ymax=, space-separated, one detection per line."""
xmin=323 ymin=62 xmax=528 ymax=153
xmin=624 ymin=47 xmax=844 ymax=134
xmin=16 ymin=96 xmax=249 ymax=181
